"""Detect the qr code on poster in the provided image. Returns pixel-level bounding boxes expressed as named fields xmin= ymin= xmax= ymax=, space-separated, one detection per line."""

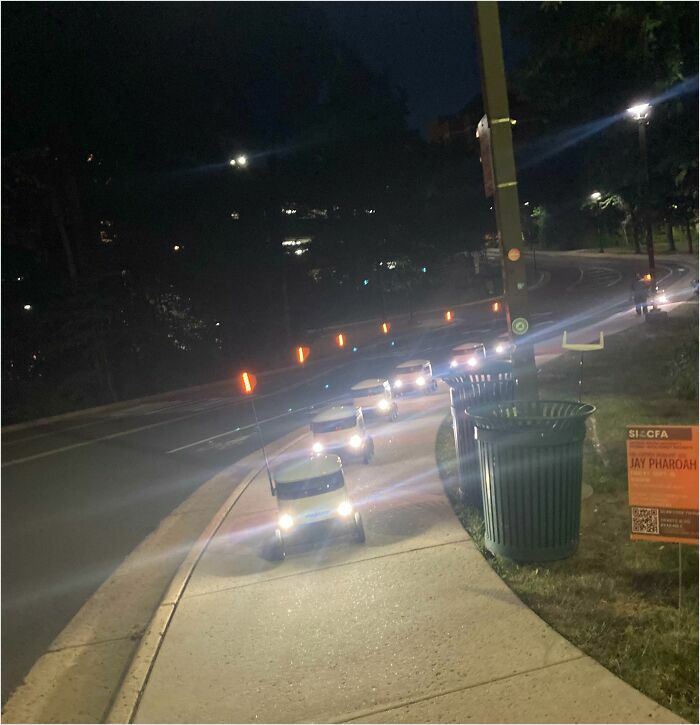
xmin=631 ymin=506 xmax=660 ymax=535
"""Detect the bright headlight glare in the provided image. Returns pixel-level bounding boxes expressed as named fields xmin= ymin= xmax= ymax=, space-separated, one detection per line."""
xmin=337 ymin=501 xmax=353 ymax=517
xmin=416 ymin=376 xmax=425 ymax=386
xmin=349 ymin=434 xmax=362 ymax=449
xmin=467 ymin=357 xmax=478 ymax=368
xmin=495 ymin=344 xmax=504 ymax=354
xmin=378 ymin=399 xmax=389 ymax=411
xmin=450 ymin=360 xmax=457 ymax=368
xmin=658 ymin=294 xmax=668 ymax=303
xmin=394 ymin=379 xmax=403 ymax=388
xmin=279 ymin=513 xmax=294 ymax=530
xmin=312 ymin=441 xmax=323 ymax=453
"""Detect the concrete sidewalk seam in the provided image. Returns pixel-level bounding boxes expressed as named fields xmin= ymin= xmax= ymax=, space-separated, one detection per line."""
xmin=181 ymin=536 xmax=475 ymax=601
xmin=336 ymin=654 xmax=587 ymax=724
xmin=104 ymin=431 xmax=307 ymax=724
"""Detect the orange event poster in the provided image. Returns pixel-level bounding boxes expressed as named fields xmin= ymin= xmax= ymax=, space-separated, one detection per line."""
xmin=627 ymin=425 xmax=699 ymax=544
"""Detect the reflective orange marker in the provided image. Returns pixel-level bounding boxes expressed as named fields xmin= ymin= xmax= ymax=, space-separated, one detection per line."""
xmin=445 ymin=310 xmax=453 ymax=322
xmin=643 ymin=273 xmax=652 ymax=283
xmin=296 ymin=346 xmax=310 ymax=364
xmin=507 ymin=248 xmax=521 ymax=262
xmin=381 ymin=322 xmax=390 ymax=334
xmin=240 ymin=371 xmax=257 ymax=395
xmin=492 ymin=301 xmax=501 ymax=313
xmin=337 ymin=333 xmax=345 ymax=348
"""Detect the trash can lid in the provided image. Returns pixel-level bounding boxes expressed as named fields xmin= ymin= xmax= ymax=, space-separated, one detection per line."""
xmin=466 ymin=400 xmax=596 ymax=432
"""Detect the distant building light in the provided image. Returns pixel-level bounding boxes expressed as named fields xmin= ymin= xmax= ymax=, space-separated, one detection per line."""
xmin=363 ymin=278 xmax=369 ymax=286
xmin=229 ymin=159 xmax=237 ymax=166
xmin=236 ymin=155 xmax=248 ymax=166
xmin=523 ymin=201 xmax=530 ymax=207
xmin=294 ymin=248 xmax=307 ymax=256
xmin=421 ymin=266 xmax=427 ymax=273
xmin=215 ymin=322 xmax=221 ymax=327
xmin=173 ymin=244 xmax=182 ymax=252
xmin=87 ymin=153 xmax=94 ymax=162
xmin=23 ymin=304 xmax=32 ymax=311
xmin=282 ymin=237 xmax=312 ymax=247
xmin=16 ymin=276 xmax=23 ymax=282
xmin=510 ymin=118 xmax=517 ymax=125
xmin=386 ymin=260 xmax=397 ymax=270
xmin=283 ymin=208 xmax=297 ymax=215
xmin=230 ymin=211 xmax=240 ymax=220
xmin=365 ymin=209 xmax=376 ymax=215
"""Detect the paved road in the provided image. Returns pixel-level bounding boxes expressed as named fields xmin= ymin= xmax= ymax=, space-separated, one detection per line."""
xmin=1 ymin=252 xmax=695 ymax=705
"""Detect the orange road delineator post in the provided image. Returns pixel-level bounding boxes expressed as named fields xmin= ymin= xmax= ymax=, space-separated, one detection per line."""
xmin=445 ymin=310 xmax=453 ymax=322
xmin=296 ymin=346 xmax=310 ymax=364
xmin=239 ymin=371 xmax=274 ymax=495
xmin=336 ymin=333 xmax=345 ymax=348
xmin=381 ymin=321 xmax=390 ymax=335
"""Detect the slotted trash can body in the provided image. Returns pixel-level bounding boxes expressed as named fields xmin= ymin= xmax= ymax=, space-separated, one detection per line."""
xmin=445 ymin=362 xmax=516 ymax=509
xmin=468 ymin=400 xmax=595 ymax=561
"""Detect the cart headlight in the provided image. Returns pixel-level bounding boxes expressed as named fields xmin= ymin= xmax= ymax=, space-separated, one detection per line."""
xmin=416 ymin=376 xmax=425 ymax=386
xmin=279 ymin=513 xmax=294 ymax=530
xmin=337 ymin=501 xmax=353 ymax=517
xmin=377 ymin=399 xmax=389 ymax=411
xmin=658 ymin=293 xmax=668 ymax=304
xmin=312 ymin=441 xmax=324 ymax=454
xmin=394 ymin=379 xmax=403 ymax=388
xmin=450 ymin=359 xmax=458 ymax=368
xmin=467 ymin=357 xmax=478 ymax=368
xmin=349 ymin=434 xmax=362 ymax=449
xmin=494 ymin=344 xmax=504 ymax=354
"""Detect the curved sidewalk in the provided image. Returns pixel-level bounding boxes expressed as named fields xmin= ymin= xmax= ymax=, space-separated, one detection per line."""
xmin=113 ymin=390 xmax=682 ymax=724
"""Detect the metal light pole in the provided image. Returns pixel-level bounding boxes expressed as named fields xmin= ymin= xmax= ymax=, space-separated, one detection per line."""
xmin=590 ymin=191 xmax=604 ymax=253
xmin=475 ymin=1 xmax=538 ymax=399
xmin=627 ymin=103 xmax=655 ymax=276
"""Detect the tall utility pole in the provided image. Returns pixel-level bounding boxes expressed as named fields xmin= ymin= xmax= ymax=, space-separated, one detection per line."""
xmin=475 ymin=1 xmax=538 ymax=399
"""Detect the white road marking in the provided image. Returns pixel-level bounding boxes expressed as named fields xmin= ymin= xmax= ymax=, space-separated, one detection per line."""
xmin=0 ymin=406 xmax=246 ymax=469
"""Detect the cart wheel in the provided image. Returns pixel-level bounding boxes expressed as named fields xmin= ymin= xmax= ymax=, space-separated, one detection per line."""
xmin=353 ymin=513 xmax=366 ymax=544
xmin=363 ymin=437 xmax=374 ymax=464
xmin=271 ymin=529 xmax=285 ymax=561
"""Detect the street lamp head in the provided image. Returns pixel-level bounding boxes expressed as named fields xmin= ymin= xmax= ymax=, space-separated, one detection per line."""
xmin=229 ymin=159 xmax=237 ymax=166
xmin=627 ymin=103 xmax=651 ymax=121
xmin=236 ymin=155 xmax=248 ymax=167
xmin=590 ymin=191 xmax=602 ymax=201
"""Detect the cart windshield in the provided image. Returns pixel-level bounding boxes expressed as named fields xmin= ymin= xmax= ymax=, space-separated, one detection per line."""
xmin=397 ymin=364 xmax=423 ymax=374
xmin=311 ymin=417 xmax=356 ymax=434
xmin=276 ymin=471 xmax=345 ymax=500
xmin=354 ymin=385 xmax=385 ymax=397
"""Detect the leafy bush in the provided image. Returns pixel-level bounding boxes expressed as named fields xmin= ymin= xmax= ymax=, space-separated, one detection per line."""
xmin=669 ymin=314 xmax=699 ymax=401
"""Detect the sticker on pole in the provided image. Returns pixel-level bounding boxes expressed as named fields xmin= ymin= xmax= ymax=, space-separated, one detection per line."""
xmin=507 ymin=248 xmax=521 ymax=262
xmin=511 ymin=317 xmax=529 ymax=335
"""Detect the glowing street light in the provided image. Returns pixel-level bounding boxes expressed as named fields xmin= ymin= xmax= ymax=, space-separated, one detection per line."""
xmin=590 ymin=191 xmax=602 ymax=202
xmin=626 ymin=103 xmax=651 ymax=121
xmin=23 ymin=304 xmax=32 ymax=311
xmin=229 ymin=154 xmax=248 ymax=168
xmin=173 ymin=244 xmax=182 ymax=252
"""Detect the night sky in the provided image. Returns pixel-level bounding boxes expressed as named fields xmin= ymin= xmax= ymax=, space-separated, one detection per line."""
xmin=323 ymin=3 xmax=481 ymax=132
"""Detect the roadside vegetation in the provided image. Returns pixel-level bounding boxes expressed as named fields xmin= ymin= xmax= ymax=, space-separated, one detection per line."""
xmin=436 ymin=307 xmax=699 ymax=722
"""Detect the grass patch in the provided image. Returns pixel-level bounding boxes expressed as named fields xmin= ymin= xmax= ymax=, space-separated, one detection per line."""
xmin=436 ymin=309 xmax=699 ymax=722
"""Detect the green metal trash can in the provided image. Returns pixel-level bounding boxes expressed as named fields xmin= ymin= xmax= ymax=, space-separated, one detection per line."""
xmin=467 ymin=400 xmax=595 ymax=562
xmin=444 ymin=362 xmax=515 ymax=508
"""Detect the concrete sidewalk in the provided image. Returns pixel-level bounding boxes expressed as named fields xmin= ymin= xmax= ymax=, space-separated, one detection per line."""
xmin=120 ymin=391 xmax=682 ymax=724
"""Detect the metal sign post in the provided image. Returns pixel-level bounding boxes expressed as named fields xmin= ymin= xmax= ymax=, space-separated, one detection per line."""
xmin=562 ymin=331 xmax=605 ymax=402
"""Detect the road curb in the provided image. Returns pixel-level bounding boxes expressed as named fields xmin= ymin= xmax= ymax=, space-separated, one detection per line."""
xmin=104 ymin=431 xmax=307 ymax=724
